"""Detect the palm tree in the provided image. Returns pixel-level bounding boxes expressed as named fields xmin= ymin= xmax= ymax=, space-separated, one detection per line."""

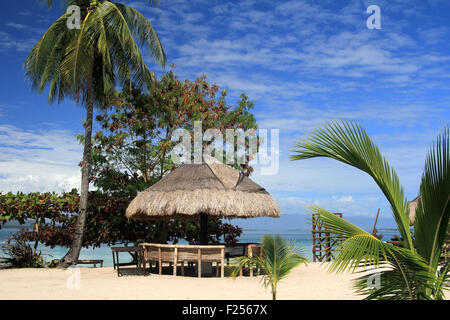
xmin=24 ymin=0 xmax=166 ymax=267
xmin=232 ymin=235 xmax=308 ymax=300
xmin=291 ymin=121 xmax=449 ymax=299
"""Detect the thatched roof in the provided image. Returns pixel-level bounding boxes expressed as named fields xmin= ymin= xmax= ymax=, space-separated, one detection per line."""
xmin=408 ymin=195 xmax=421 ymax=226
xmin=126 ymin=155 xmax=281 ymax=220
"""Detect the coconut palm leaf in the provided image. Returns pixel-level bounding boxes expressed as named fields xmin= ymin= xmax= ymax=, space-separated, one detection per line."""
xmin=310 ymin=206 xmax=388 ymax=272
xmin=433 ymin=261 xmax=450 ymax=300
xmin=291 ymin=120 xmax=413 ymax=250
xmin=311 ymin=206 xmax=436 ymax=299
xmin=354 ymin=248 xmax=436 ymax=300
xmin=292 ymin=121 xmax=449 ymax=299
xmin=414 ymin=126 xmax=450 ymax=275
xmin=232 ymin=234 xmax=308 ymax=300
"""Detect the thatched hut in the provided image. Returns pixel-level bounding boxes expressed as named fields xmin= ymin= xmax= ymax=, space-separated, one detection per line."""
xmin=409 ymin=195 xmax=421 ymax=226
xmin=126 ymin=155 xmax=280 ymax=244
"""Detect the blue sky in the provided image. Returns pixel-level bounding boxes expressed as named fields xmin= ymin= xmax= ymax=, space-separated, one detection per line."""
xmin=0 ymin=0 xmax=449 ymax=229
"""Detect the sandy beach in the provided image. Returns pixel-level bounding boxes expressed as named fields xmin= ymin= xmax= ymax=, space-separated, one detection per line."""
xmin=0 ymin=262 xmax=365 ymax=300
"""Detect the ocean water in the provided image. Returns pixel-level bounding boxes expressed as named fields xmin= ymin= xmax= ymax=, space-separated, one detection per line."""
xmin=0 ymin=227 xmax=399 ymax=267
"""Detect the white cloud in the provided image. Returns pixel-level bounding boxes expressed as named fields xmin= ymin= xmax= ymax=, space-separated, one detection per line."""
xmin=0 ymin=125 xmax=82 ymax=193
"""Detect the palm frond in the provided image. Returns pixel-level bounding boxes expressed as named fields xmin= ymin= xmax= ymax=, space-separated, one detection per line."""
xmin=291 ymin=120 xmax=413 ymax=250
xmin=414 ymin=126 xmax=450 ymax=273
xmin=24 ymin=13 xmax=72 ymax=92
xmin=311 ymin=206 xmax=436 ymax=299
xmin=115 ymin=3 xmax=166 ymax=68
xmin=354 ymin=247 xmax=436 ymax=300
xmin=433 ymin=261 xmax=449 ymax=299
xmin=310 ymin=206 xmax=388 ymax=272
xmin=232 ymin=235 xmax=308 ymax=299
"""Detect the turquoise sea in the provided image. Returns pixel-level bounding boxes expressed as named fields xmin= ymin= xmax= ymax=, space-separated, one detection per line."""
xmin=0 ymin=226 xmax=399 ymax=267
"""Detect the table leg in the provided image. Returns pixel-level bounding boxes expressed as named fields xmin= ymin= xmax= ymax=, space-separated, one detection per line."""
xmin=116 ymin=252 xmax=120 ymax=277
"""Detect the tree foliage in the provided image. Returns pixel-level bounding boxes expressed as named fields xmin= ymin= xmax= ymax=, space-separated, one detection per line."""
xmin=89 ymin=70 xmax=259 ymax=195
xmin=0 ymin=190 xmax=242 ymax=248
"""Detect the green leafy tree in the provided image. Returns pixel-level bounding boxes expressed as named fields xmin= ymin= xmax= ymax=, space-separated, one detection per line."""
xmin=88 ymin=71 xmax=258 ymax=243
xmin=90 ymin=70 xmax=259 ymax=197
xmin=291 ymin=121 xmax=449 ymax=299
xmin=0 ymin=190 xmax=242 ymax=249
xmin=232 ymin=235 xmax=308 ymax=300
xmin=24 ymin=0 xmax=166 ymax=267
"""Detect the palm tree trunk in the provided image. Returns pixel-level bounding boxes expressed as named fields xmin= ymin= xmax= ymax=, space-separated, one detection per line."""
xmin=272 ymin=286 xmax=277 ymax=300
xmin=58 ymin=64 xmax=94 ymax=268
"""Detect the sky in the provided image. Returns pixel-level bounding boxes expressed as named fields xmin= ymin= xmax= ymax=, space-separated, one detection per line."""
xmin=0 ymin=0 xmax=449 ymax=230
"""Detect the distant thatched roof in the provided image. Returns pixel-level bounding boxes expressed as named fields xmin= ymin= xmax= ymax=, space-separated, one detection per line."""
xmin=409 ymin=195 xmax=421 ymax=226
xmin=126 ymin=155 xmax=281 ymax=220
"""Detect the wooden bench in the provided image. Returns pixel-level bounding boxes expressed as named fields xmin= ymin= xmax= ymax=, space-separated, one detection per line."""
xmin=76 ymin=259 xmax=104 ymax=268
xmin=140 ymin=243 xmax=225 ymax=278
xmin=111 ymin=247 xmax=146 ymax=277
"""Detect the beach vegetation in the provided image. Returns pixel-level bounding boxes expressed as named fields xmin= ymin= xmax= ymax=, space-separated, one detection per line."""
xmin=291 ymin=121 xmax=449 ymax=299
xmin=0 ymin=231 xmax=49 ymax=269
xmin=0 ymin=190 xmax=242 ymax=250
xmin=232 ymin=234 xmax=308 ymax=300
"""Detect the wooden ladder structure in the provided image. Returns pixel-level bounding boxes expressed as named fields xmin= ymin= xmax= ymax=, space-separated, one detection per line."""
xmin=312 ymin=212 xmax=343 ymax=262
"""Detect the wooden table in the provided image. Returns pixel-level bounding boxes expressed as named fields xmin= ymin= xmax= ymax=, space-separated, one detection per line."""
xmin=111 ymin=246 xmax=147 ymax=277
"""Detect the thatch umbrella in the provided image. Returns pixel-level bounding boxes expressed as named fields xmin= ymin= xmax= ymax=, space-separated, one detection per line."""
xmin=408 ymin=195 xmax=421 ymax=226
xmin=126 ymin=155 xmax=280 ymax=244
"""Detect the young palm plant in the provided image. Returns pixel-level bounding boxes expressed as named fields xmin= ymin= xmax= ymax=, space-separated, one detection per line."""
xmin=25 ymin=0 xmax=166 ymax=267
xmin=291 ymin=121 xmax=449 ymax=299
xmin=232 ymin=234 xmax=308 ymax=300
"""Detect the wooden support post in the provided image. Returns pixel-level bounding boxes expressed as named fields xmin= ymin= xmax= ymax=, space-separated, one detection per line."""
xmin=221 ymin=248 xmax=225 ymax=278
xmin=173 ymin=248 xmax=178 ymax=276
xmin=112 ymin=251 xmax=116 ymax=270
xmin=158 ymin=247 xmax=162 ymax=275
xmin=198 ymin=248 xmax=202 ymax=278
xmin=181 ymin=261 xmax=184 ymax=276
xmin=249 ymin=245 xmax=253 ymax=277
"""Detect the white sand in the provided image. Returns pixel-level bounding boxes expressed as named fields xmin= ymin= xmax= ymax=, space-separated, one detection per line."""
xmin=0 ymin=263 xmax=366 ymax=300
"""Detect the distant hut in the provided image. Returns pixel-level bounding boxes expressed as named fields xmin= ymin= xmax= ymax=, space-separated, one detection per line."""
xmin=408 ymin=195 xmax=421 ymax=226
xmin=126 ymin=155 xmax=281 ymax=244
